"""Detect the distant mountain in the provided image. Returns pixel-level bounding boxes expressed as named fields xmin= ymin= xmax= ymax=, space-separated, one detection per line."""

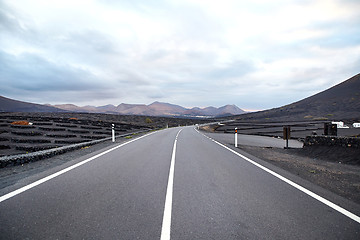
xmin=201 ymin=107 xmax=219 ymax=115
xmin=96 ymin=104 xmax=117 ymax=112
xmin=184 ymin=105 xmax=245 ymax=117
xmin=0 ymin=96 xmax=65 ymax=113
xmin=5 ymin=73 xmax=355 ymax=120
xmin=116 ymin=103 xmax=144 ymax=112
xmin=0 ymin=96 xmax=245 ymax=117
xmin=51 ymin=104 xmax=85 ymax=112
xmin=235 ymin=73 xmax=360 ymax=121
xmin=217 ymin=105 xmax=245 ymax=116
xmin=120 ymin=104 xmax=153 ymax=115
xmin=51 ymin=101 xmax=245 ymax=117
xmin=148 ymin=101 xmax=187 ymax=115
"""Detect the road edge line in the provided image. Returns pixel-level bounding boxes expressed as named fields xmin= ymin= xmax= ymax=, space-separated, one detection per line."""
xmin=195 ymin=128 xmax=360 ymax=224
xmin=0 ymin=131 xmax=157 ymax=203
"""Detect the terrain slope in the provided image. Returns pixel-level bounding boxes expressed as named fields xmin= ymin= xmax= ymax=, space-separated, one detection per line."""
xmin=235 ymin=73 xmax=360 ymax=121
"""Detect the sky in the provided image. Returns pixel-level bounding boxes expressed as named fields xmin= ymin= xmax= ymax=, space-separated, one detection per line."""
xmin=0 ymin=0 xmax=359 ymax=111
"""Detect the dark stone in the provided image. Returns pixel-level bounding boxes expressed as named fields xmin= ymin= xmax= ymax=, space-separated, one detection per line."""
xmin=304 ymin=136 xmax=360 ymax=149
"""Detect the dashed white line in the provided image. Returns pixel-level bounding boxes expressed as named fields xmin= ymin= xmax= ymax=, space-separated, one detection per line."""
xmin=160 ymin=129 xmax=182 ymax=240
xmin=195 ymin=128 xmax=360 ymax=224
xmin=0 ymin=131 xmax=156 ymax=203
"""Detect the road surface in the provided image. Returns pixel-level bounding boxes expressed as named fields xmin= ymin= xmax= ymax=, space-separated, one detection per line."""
xmin=204 ymin=131 xmax=303 ymax=148
xmin=0 ymin=127 xmax=359 ymax=239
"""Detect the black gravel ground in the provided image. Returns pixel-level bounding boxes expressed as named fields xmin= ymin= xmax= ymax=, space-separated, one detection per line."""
xmin=215 ymin=120 xmax=360 ymax=139
xmin=0 ymin=112 xmax=209 ymax=157
xmin=237 ymin=145 xmax=360 ymax=205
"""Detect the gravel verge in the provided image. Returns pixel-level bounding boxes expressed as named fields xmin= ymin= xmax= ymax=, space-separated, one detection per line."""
xmin=237 ymin=145 xmax=360 ymax=205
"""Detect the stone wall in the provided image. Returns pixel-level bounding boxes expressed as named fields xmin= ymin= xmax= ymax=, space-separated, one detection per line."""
xmin=304 ymin=136 xmax=360 ymax=148
xmin=0 ymin=130 xmax=148 ymax=168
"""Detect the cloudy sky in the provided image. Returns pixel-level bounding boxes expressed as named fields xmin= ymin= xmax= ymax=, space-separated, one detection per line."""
xmin=1 ymin=0 xmax=359 ymax=110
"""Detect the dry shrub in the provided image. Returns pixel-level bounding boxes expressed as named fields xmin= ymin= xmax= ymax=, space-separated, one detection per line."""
xmin=11 ymin=121 xmax=30 ymax=125
xmin=145 ymin=117 xmax=153 ymax=124
xmin=69 ymin=118 xmax=78 ymax=120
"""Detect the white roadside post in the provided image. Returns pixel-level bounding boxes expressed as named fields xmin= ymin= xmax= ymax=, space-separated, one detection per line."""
xmin=112 ymin=124 xmax=115 ymax=142
xmin=235 ymin=127 xmax=238 ymax=147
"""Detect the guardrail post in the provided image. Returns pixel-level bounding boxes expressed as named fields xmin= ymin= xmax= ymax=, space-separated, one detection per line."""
xmin=235 ymin=127 xmax=238 ymax=147
xmin=112 ymin=124 xmax=115 ymax=142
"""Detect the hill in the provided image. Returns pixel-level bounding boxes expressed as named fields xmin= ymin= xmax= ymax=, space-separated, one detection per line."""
xmin=0 ymin=96 xmax=245 ymax=118
xmin=234 ymin=73 xmax=360 ymax=121
xmin=54 ymin=101 xmax=245 ymax=117
xmin=0 ymin=96 xmax=65 ymax=113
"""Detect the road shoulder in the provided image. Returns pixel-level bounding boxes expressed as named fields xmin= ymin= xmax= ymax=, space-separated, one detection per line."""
xmin=199 ymin=129 xmax=360 ymax=216
xmin=0 ymin=131 xmax=154 ymax=196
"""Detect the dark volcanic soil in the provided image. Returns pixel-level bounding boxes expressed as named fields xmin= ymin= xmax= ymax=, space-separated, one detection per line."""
xmin=0 ymin=112 xmax=210 ymax=157
xmin=238 ymin=145 xmax=360 ymax=205
xmin=225 ymin=73 xmax=360 ymax=122
xmin=214 ymin=120 xmax=360 ymax=139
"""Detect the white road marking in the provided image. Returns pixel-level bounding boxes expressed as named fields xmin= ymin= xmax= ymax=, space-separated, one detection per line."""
xmin=161 ymin=129 xmax=182 ymax=240
xmin=195 ymin=128 xmax=360 ymax=224
xmin=0 ymin=131 xmax=157 ymax=203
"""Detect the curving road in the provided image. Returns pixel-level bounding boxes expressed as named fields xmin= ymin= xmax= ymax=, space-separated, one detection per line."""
xmin=0 ymin=127 xmax=359 ymax=239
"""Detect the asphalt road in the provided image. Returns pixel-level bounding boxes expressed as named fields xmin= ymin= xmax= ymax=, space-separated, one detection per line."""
xmin=0 ymin=127 xmax=359 ymax=239
xmin=204 ymin=131 xmax=303 ymax=148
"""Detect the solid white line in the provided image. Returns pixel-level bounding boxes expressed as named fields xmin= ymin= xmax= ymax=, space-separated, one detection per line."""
xmin=161 ymin=129 xmax=182 ymax=240
xmin=195 ymin=128 xmax=360 ymax=224
xmin=0 ymin=131 xmax=156 ymax=203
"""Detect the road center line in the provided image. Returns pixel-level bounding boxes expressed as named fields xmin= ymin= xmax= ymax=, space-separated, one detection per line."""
xmin=161 ymin=129 xmax=182 ymax=240
xmin=195 ymin=128 xmax=360 ymax=224
xmin=0 ymin=131 xmax=157 ymax=203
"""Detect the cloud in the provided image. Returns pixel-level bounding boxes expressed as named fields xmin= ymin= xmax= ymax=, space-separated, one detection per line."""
xmin=59 ymin=30 xmax=120 ymax=56
xmin=0 ymin=4 xmax=21 ymax=33
xmin=0 ymin=51 xmax=105 ymax=96
xmin=207 ymin=60 xmax=257 ymax=80
xmin=0 ymin=0 xmax=359 ymax=109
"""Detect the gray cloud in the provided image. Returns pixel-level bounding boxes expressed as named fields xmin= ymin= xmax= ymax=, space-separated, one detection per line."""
xmin=207 ymin=60 xmax=257 ymax=80
xmin=115 ymin=70 xmax=153 ymax=86
xmin=0 ymin=2 xmax=39 ymax=45
xmin=0 ymin=0 xmax=359 ymax=109
xmin=0 ymin=4 xmax=20 ymax=33
xmin=0 ymin=2 xmax=29 ymax=35
xmin=57 ymin=30 xmax=121 ymax=56
xmin=0 ymin=51 xmax=104 ymax=93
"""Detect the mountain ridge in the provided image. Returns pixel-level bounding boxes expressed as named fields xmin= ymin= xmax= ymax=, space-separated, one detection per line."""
xmin=0 ymin=96 xmax=245 ymax=117
xmin=233 ymin=73 xmax=360 ymax=121
xmin=4 ymin=73 xmax=358 ymax=119
xmin=0 ymin=96 xmax=65 ymax=113
xmin=52 ymin=101 xmax=245 ymax=117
